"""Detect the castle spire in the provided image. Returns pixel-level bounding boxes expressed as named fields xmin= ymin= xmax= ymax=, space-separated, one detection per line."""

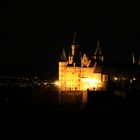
xmin=72 ymin=32 xmax=76 ymax=44
xmin=71 ymin=32 xmax=77 ymax=56
xmin=132 ymin=52 xmax=135 ymax=63
xmin=93 ymin=40 xmax=104 ymax=62
xmin=97 ymin=40 xmax=99 ymax=47
xmin=60 ymin=47 xmax=67 ymax=62
xmin=94 ymin=40 xmax=102 ymax=56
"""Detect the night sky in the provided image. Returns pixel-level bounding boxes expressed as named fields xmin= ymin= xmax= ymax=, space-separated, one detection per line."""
xmin=1 ymin=6 xmax=140 ymax=76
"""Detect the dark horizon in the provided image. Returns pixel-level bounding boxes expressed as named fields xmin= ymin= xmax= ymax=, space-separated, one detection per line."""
xmin=1 ymin=7 xmax=140 ymax=74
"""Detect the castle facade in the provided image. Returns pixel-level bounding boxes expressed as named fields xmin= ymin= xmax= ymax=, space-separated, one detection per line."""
xmin=59 ymin=32 xmax=108 ymax=91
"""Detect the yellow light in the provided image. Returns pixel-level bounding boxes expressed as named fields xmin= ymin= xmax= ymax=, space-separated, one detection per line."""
xmin=81 ymin=78 xmax=101 ymax=90
xmin=82 ymin=78 xmax=101 ymax=83
xmin=114 ymin=77 xmax=117 ymax=81
xmin=54 ymin=81 xmax=61 ymax=86
xmin=133 ymin=77 xmax=136 ymax=81
xmin=44 ymin=82 xmax=47 ymax=85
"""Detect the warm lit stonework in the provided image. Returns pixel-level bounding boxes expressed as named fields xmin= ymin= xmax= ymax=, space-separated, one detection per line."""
xmin=58 ymin=32 xmax=108 ymax=92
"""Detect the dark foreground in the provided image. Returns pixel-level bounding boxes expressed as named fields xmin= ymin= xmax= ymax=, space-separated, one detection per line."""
xmin=0 ymin=87 xmax=140 ymax=137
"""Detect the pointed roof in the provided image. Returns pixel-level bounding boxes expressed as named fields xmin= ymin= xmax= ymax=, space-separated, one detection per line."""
xmin=73 ymin=44 xmax=81 ymax=67
xmin=60 ymin=48 xmax=67 ymax=62
xmin=72 ymin=32 xmax=76 ymax=44
xmin=94 ymin=40 xmax=102 ymax=56
xmin=132 ymin=52 xmax=135 ymax=63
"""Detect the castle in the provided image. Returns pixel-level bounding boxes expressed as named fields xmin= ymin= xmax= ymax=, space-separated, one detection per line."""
xmin=59 ymin=32 xmax=108 ymax=91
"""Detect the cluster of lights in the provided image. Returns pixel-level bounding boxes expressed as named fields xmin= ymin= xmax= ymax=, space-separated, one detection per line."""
xmin=114 ymin=76 xmax=136 ymax=81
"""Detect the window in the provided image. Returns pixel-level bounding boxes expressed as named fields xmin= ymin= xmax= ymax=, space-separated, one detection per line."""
xmin=102 ymin=74 xmax=108 ymax=82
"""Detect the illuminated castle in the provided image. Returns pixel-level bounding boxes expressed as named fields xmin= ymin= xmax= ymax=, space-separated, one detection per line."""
xmin=59 ymin=32 xmax=108 ymax=91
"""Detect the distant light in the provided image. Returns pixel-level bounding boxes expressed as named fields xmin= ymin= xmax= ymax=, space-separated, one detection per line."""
xmin=123 ymin=77 xmax=126 ymax=80
xmin=114 ymin=77 xmax=118 ymax=81
xmin=133 ymin=77 xmax=136 ymax=81
xmin=44 ymin=82 xmax=47 ymax=85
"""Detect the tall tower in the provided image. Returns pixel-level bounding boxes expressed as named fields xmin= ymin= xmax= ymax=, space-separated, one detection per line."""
xmin=71 ymin=32 xmax=76 ymax=56
xmin=68 ymin=32 xmax=80 ymax=66
xmin=59 ymin=47 xmax=67 ymax=90
xmin=93 ymin=41 xmax=104 ymax=63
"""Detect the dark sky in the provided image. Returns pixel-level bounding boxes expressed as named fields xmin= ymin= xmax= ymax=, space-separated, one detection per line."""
xmin=1 ymin=6 xmax=140 ymax=75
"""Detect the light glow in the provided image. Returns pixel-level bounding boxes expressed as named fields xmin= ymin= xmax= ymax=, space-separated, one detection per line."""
xmin=133 ymin=77 xmax=136 ymax=81
xmin=114 ymin=77 xmax=118 ymax=81
xmin=54 ymin=81 xmax=61 ymax=86
xmin=81 ymin=78 xmax=102 ymax=90
xmin=81 ymin=78 xmax=101 ymax=83
xmin=44 ymin=82 xmax=47 ymax=85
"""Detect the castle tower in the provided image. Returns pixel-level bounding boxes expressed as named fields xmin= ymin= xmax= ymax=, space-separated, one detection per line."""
xmin=68 ymin=32 xmax=81 ymax=66
xmin=68 ymin=52 xmax=73 ymax=65
xmin=68 ymin=32 xmax=76 ymax=65
xmin=71 ymin=32 xmax=76 ymax=56
xmin=93 ymin=41 xmax=104 ymax=63
xmin=59 ymin=47 xmax=67 ymax=90
xmin=60 ymin=47 xmax=67 ymax=62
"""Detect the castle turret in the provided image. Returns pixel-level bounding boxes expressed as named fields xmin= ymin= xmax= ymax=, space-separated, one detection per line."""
xmin=68 ymin=50 xmax=73 ymax=65
xmin=93 ymin=41 xmax=104 ymax=63
xmin=68 ymin=32 xmax=81 ymax=66
xmin=60 ymin=47 xmax=67 ymax=62
xmin=59 ymin=47 xmax=68 ymax=90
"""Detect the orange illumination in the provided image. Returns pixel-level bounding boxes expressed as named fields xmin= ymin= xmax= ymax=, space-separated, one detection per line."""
xmin=81 ymin=78 xmax=102 ymax=90
xmin=81 ymin=78 xmax=101 ymax=83
xmin=54 ymin=81 xmax=61 ymax=86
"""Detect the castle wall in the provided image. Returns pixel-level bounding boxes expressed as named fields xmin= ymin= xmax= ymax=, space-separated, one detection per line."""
xmin=59 ymin=63 xmax=108 ymax=91
xmin=59 ymin=62 xmax=67 ymax=90
xmin=65 ymin=67 xmax=81 ymax=90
